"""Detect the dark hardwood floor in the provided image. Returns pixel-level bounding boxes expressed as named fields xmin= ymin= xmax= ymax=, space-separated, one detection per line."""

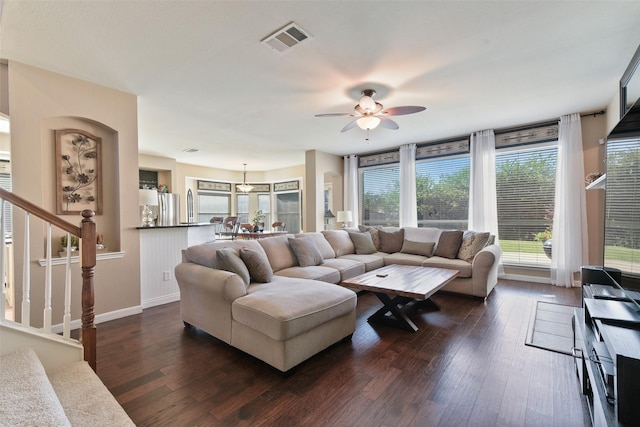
xmin=95 ymin=279 xmax=591 ymax=426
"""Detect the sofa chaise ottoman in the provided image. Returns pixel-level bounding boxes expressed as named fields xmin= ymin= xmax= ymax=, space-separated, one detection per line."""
xmin=175 ymin=239 xmax=356 ymax=373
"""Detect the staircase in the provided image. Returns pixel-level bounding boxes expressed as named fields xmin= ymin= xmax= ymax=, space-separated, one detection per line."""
xmin=0 ymin=188 xmax=133 ymax=425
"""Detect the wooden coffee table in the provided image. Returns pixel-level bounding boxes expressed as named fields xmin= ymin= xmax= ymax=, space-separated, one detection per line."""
xmin=341 ymin=264 xmax=459 ymax=332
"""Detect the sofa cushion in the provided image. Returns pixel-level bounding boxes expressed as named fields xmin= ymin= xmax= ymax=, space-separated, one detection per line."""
xmin=258 ymin=234 xmax=297 ymax=272
xmin=296 ymin=232 xmax=336 ymax=259
xmin=433 ymin=230 xmax=464 ymax=259
xmin=240 ymin=247 xmax=273 ymax=283
xmin=378 ymin=228 xmax=405 ymax=253
xmin=340 ymin=253 xmax=386 ymax=272
xmin=348 ymin=231 xmax=377 ymax=254
xmin=288 ymin=237 xmax=324 ymax=267
xmin=384 ymin=252 xmax=427 ymax=266
xmin=422 ymin=256 xmax=471 ymax=277
xmin=321 ymin=257 xmax=366 ymax=281
xmin=216 ymin=248 xmax=251 ymax=286
xmin=403 ymin=227 xmax=443 ymax=244
xmin=358 ymin=225 xmax=382 ymax=250
xmin=184 ymin=240 xmax=264 ymax=269
xmin=400 ymin=239 xmax=435 ymax=257
xmin=322 ymin=230 xmax=355 ymax=257
xmin=458 ymin=231 xmax=491 ymax=262
xmin=275 ymin=265 xmax=341 ymax=283
xmin=232 ymin=277 xmax=356 ymax=341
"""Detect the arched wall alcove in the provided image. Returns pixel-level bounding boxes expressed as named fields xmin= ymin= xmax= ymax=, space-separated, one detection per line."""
xmin=42 ymin=116 xmax=120 ymax=254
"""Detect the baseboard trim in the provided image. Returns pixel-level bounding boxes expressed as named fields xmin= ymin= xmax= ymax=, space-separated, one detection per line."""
xmin=142 ymin=293 xmax=180 ymax=309
xmin=51 ymin=305 xmax=143 ymax=334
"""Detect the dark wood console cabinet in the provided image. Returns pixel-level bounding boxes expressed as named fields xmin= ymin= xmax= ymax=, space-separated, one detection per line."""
xmin=573 ymin=285 xmax=640 ymax=426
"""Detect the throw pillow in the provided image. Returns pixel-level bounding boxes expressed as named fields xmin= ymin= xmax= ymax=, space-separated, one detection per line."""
xmin=288 ymin=237 xmax=324 ymax=267
xmin=348 ymin=231 xmax=377 ymax=254
xmin=378 ymin=229 xmax=405 ymax=253
xmin=358 ymin=225 xmax=381 ymax=250
xmin=400 ymin=239 xmax=436 ymax=257
xmin=239 ymin=247 xmax=273 ymax=283
xmin=457 ymin=231 xmax=491 ymax=262
xmin=433 ymin=230 xmax=464 ymax=259
xmin=216 ymin=248 xmax=251 ymax=286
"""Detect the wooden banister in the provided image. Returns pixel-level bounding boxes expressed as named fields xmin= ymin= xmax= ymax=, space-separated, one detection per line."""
xmin=0 ymin=188 xmax=81 ymax=236
xmin=80 ymin=210 xmax=97 ymax=371
xmin=0 ymin=188 xmax=97 ymax=371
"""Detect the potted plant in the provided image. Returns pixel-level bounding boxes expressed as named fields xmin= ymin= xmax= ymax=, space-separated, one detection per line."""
xmin=60 ymin=234 xmax=79 ymax=252
xmin=251 ymin=209 xmax=265 ymax=232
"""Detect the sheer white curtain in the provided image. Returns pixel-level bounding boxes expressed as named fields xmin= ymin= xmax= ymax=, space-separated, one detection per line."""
xmin=343 ymin=155 xmax=359 ymax=228
xmin=551 ymin=113 xmax=588 ymax=287
xmin=469 ymin=130 xmax=503 ymax=275
xmin=469 ymin=130 xmax=499 ymax=237
xmin=399 ymin=144 xmax=417 ymax=227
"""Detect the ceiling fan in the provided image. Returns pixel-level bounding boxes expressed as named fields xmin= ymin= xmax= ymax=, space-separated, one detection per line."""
xmin=315 ymin=89 xmax=426 ymax=138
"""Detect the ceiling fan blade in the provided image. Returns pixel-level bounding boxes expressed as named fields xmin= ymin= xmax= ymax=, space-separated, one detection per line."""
xmin=379 ymin=117 xmax=399 ymax=130
xmin=382 ymin=106 xmax=426 ymax=116
xmin=315 ymin=113 xmax=355 ymax=117
xmin=340 ymin=119 xmax=359 ymax=133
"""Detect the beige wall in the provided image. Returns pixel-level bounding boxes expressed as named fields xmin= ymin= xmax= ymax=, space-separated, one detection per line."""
xmin=8 ymin=61 xmax=140 ymax=325
xmin=304 ymin=150 xmax=342 ymax=232
xmin=0 ymin=62 xmax=8 ymax=116
xmin=582 ymin=113 xmax=608 ymax=266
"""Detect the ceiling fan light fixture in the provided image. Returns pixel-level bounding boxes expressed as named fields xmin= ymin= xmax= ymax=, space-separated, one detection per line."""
xmin=357 ymin=116 xmax=381 ymax=130
xmin=358 ymin=95 xmax=376 ymax=112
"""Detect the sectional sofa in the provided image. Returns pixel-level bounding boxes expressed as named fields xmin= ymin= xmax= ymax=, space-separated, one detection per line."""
xmin=174 ymin=226 xmax=502 ymax=372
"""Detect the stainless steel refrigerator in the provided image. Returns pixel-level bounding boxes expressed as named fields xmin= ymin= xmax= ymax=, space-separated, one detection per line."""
xmin=157 ymin=193 xmax=180 ymax=226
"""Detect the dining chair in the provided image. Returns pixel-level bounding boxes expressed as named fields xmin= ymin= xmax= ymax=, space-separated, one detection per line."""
xmin=272 ymin=221 xmax=285 ymax=232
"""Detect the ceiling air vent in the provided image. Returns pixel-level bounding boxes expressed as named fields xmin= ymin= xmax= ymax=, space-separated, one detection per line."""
xmin=261 ymin=22 xmax=311 ymax=54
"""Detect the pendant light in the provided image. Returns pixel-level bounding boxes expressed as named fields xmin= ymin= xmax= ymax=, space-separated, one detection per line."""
xmin=237 ymin=164 xmax=254 ymax=193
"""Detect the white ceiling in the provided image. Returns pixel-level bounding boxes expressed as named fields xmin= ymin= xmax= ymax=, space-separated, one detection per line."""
xmin=1 ymin=1 xmax=640 ymax=172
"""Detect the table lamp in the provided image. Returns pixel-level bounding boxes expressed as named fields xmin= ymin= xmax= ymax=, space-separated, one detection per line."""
xmin=336 ymin=210 xmax=352 ymax=228
xmin=139 ymin=189 xmax=158 ymax=227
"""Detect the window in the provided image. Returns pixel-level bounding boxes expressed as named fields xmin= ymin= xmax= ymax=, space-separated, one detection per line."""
xmin=237 ymin=194 xmax=249 ymax=223
xmin=258 ymin=194 xmax=270 ymax=228
xmin=361 ymin=165 xmax=400 ymax=226
xmin=604 ymin=137 xmax=640 ymax=276
xmin=0 ymin=160 xmax=12 ymax=240
xmin=197 ymin=192 xmax=230 ymax=223
xmin=495 ymin=143 xmax=557 ymax=266
xmin=275 ymin=192 xmax=300 ymax=233
xmin=416 ymin=155 xmax=469 ymax=229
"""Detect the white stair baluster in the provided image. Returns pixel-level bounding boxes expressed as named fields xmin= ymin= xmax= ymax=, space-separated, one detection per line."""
xmin=43 ymin=223 xmax=52 ymax=333
xmin=63 ymin=232 xmax=72 ymax=338
xmin=21 ymin=212 xmax=30 ymax=326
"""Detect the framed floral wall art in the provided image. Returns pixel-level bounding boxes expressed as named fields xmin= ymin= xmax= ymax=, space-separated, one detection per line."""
xmin=55 ymin=129 xmax=103 ymax=215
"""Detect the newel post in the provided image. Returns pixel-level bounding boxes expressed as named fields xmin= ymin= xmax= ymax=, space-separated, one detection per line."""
xmin=80 ymin=209 xmax=97 ymax=371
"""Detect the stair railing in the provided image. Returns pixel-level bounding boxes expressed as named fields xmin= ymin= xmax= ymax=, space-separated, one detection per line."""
xmin=0 ymin=188 xmax=97 ymax=370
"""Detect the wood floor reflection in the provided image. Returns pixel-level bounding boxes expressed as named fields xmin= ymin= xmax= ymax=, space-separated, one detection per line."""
xmin=96 ymin=279 xmax=591 ymax=427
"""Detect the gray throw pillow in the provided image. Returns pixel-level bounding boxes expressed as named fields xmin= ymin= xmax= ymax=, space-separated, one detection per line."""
xmin=348 ymin=231 xmax=377 ymax=255
xmin=358 ymin=225 xmax=381 ymax=250
xmin=288 ymin=237 xmax=324 ymax=267
xmin=433 ymin=230 xmax=464 ymax=259
xmin=216 ymin=248 xmax=251 ymax=286
xmin=239 ymin=247 xmax=273 ymax=283
xmin=457 ymin=231 xmax=491 ymax=262
xmin=400 ymin=240 xmax=435 ymax=257
xmin=378 ymin=229 xmax=404 ymax=253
